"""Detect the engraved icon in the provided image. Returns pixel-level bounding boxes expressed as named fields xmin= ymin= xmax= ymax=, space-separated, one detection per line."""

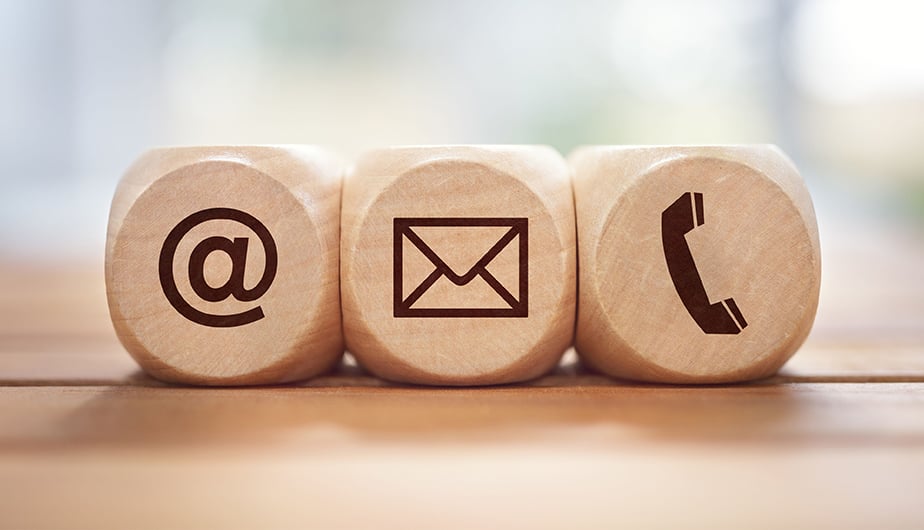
xmin=393 ymin=217 xmax=528 ymax=318
xmin=661 ymin=192 xmax=747 ymax=334
xmin=159 ymin=207 xmax=277 ymax=327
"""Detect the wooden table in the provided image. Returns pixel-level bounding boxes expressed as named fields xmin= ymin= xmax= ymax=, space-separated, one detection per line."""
xmin=2 ymin=213 xmax=923 ymax=529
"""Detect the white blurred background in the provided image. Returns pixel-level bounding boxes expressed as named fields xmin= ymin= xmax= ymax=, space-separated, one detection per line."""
xmin=1 ymin=0 xmax=922 ymax=337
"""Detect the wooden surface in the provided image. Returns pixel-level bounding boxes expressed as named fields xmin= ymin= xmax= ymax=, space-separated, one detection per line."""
xmin=106 ymin=146 xmax=344 ymax=385
xmin=2 ymin=207 xmax=924 ymax=528
xmin=571 ymin=145 xmax=821 ymax=383
xmin=342 ymin=146 xmax=575 ymax=385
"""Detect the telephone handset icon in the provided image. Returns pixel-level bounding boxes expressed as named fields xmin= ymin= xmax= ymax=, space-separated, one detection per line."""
xmin=661 ymin=192 xmax=748 ymax=335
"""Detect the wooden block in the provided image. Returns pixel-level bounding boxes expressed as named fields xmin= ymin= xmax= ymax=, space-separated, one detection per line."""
xmin=341 ymin=146 xmax=576 ymax=385
xmin=571 ymin=145 xmax=821 ymax=383
xmin=105 ymin=146 xmax=344 ymax=385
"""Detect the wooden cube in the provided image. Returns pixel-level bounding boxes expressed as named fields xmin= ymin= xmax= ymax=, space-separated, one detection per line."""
xmin=571 ymin=145 xmax=821 ymax=384
xmin=341 ymin=146 xmax=576 ymax=385
xmin=106 ymin=146 xmax=344 ymax=385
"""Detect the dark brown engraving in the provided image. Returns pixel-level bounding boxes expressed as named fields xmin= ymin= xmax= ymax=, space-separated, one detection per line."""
xmin=393 ymin=217 xmax=528 ymax=318
xmin=159 ymin=208 xmax=277 ymax=327
xmin=661 ymin=192 xmax=747 ymax=334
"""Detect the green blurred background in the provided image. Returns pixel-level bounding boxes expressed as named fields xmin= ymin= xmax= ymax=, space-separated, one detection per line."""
xmin=1 ymin=0 xmax=922 ymax=337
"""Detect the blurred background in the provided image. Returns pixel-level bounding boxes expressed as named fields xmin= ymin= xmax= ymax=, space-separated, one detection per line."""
xmin=1 ymin=0 xmax=922 ymax=338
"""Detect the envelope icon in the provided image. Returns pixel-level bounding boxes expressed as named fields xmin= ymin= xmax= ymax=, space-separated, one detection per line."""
xmin=393 ymin=217 xmax=528 ymax=318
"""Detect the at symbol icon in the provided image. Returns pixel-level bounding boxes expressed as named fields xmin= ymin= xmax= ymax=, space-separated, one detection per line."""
xmin=158 ymin=207 xmax=278 ymax=327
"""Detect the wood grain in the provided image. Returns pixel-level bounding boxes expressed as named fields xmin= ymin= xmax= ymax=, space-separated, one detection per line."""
xmin=0 ymin=383 xmax=922 ymax=529
xmin=1 ymin=192 xmax=923 ymax=530
xmin=1 ymin=382 xmax=923 ymax=447
xmin=105 ymin=146 xmax=344 ymax=385
xmin=341 ymin=146 xmax=576 ymax=385
xmin=571 ymin=145 xmax=821 ymax=383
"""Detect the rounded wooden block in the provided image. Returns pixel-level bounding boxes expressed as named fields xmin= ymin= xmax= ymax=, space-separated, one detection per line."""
xmin=571 ymin=145 xmax=821 ymax=384
xmin=106 ymin=146 xmax=344 ymax=385
xmin=342 ymin=146 xmax=576 ymax=386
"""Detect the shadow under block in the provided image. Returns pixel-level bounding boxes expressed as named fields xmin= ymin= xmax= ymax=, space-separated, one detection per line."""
xmin=571 ymin=145 xmax=821 ymax=384
xmin=105 ymin=146 xmax=344 ymax=385
xmin=341 ymin=146 xmax=576 ymax=385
